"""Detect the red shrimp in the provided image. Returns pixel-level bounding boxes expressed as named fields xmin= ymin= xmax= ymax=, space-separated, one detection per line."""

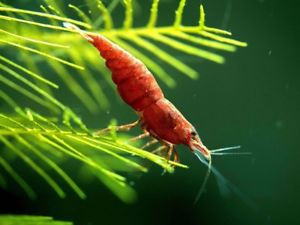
xmin=63 ymin=22 xmax=211 ymax=162
xmin=63 ymin=23 xmax=251 ymax=202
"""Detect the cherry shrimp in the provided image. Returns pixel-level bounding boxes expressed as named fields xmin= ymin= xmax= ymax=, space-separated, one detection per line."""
xmin=63 ymin=23 xmax=251 ymax=201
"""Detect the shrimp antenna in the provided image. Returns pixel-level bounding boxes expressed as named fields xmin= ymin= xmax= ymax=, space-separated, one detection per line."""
xmin=211 ymin=152 xmax=252 ymax=156
xmin=194 ymin=151 xmax=212 ymax=203
xmin=210 ymin=145 xmax=252 ymax=156
xmin=63 ymin=22 xmax=94 ymax=42
xmin=194 ymin=151 xmax=257 ymax=210
xmin=211 ymin=145 xmax=241 ymax=153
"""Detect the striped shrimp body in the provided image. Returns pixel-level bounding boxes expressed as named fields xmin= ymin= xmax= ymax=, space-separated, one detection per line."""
xmin=63 ymin=22 xmax=211 ymax=161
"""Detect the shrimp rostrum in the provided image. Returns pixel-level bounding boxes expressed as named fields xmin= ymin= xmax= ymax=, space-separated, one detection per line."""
xmin=64 ymin=23 xmax=211 ymax=163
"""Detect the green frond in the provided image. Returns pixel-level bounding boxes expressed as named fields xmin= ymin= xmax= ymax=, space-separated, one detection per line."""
xmin=167 ymin=31 xmax=236 ymax=52
xmin=68 ymin=4 xmax=92 ymax=25
xmin=0 ymin=215 xmax=73 ymax=225
xmin=0 ymin=6 xmax=90 ymax=28
xmin=95 ymin=170 xmax=137 ymax=204
xmin=0 ymin=156 xmax=36 ymax=199
xmin=0 ymin=1 xmax=246 ymax=112
xmin=0 ymin=136 xmax=66 ymax=198
xmin=0 ymin=55 xmax=58 ymax=88
xmin=97 ymin=0 xmax=114 ymax=30
xmin=0 ymin=40 xmax=83 ymax=70
xmin=0 ymin=109 xmax=187 ymax=201
xmin=0 ymin=28 xmax=69 ymax=49
xmin=0 ymin=73 xmax=55 ymax=110
xmin=0 ymin=14 xmax=74 ymax=32
xmin=0 ymin=62 xmax=62 ymax=110
xmin=40 ymin=58 xmax=99 ymax=113
xmin=140 ymin=32 xmax=225 ymax=64
xmin=147 ymin=0 xmax=159 ymax=28
xmin=15 ymin=135 xmax=86 ymax=198
xmin=46 ymin=2 xmax=65 ymax=17
xmin=93 ymin=0 xmax=120 ymax=28
xmin=0 ymin=1 xmax=245 ymax=201
xmin=123 ymin=0 xmax=133 ymax=29
xmin=122 ymin=34 xmax=198 ymax=79
xmin=199 ymin=4 xmax=205 ymax=30
xmin=66 ymin=48 xmax=109 ymax=109
xmin=200 ymin=30 xmax=247 ymax=47
xmin=174 ymin=0 xmax=186 ymax=28
xmin=0 ymin=90 xmax=23 ymax=114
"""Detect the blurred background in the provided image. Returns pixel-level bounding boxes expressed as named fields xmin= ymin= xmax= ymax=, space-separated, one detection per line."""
xmin=0 ymin=0 xmax=299 ymax=224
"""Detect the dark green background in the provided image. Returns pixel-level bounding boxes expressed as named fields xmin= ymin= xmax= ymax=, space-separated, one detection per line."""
xmin=1 ymin=0 xmax=299 ymax=224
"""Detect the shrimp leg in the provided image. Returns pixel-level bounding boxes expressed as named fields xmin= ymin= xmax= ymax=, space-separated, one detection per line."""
xmin=93 ymin=120 xmax=140 ymax=136
xmin=152 ymin=143 xmax=179 ymax=166
xmin=173 ymin=148 xmax=180 ymax=163
xmin=151 ymin=145 xmax=167 ymax=155
xmin=141 ymin=138 xmax=158 ymax=149
xmin=166 ymin=145 xmax=180 ymax=165
xmin=166 ymin=143 xmax=174 ymax=161
xmin=152 ymin=141 xmax=175 ymax=160
xmin=128 ymin=131 xmax=150 ymax=142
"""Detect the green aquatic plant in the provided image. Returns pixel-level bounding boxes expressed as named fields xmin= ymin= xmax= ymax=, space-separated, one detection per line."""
xmin=0 ymin=92 xmax=185 ymax=202
xmin=0 ymin=0 xmax=246 ymax=112
xmin=0 ymin=0 xmax=246 ymax=203
xmin=0 ymin=215 xmax=72 ymax=225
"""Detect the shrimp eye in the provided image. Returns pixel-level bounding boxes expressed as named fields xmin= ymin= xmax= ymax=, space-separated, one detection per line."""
xmin=191 ymin=130 xmax=198 ymax=137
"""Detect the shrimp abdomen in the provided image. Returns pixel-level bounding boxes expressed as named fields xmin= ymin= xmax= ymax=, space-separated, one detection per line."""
xmin=88 ymin=34 xmax=164 ymax=111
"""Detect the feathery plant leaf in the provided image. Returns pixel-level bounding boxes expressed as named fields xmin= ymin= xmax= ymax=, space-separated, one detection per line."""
xmin=0 ymin=0 xmax=245 ymax=201
xmin=0 ymin=0 xmax=246 ymax=112
xmin=0 ymin=107 xmax=186 ymax=202
xmin=0 ymin=215 xmax=73 ymax=225
xmin=0 ymin=89 xmax=186 ymax=201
